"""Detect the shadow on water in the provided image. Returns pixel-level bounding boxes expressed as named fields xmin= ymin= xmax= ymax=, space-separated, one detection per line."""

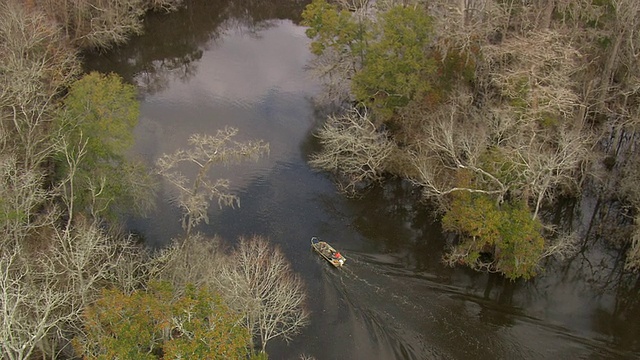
xmin=84 ymin=0 xmax=640 ymax=358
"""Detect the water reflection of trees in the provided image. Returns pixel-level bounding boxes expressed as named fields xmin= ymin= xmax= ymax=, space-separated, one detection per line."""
xmin=342 ymin=180 xmax=443 ymax=268
xmin=319 ymin=172 xmax=640 ymax=349
xmin=84 ymin=0 xmax=311 ymax=96
xmin=539 ymin=190 xmax=640 ymax=354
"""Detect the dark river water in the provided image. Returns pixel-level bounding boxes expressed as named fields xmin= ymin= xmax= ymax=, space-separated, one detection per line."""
xmin=85 ymin=1 xmax=640 ymax=359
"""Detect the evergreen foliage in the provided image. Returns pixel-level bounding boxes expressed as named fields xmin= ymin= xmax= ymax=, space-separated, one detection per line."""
xmin=352 ymin=6 xmax=436 ymax=112
xmin=61 ymin=72 xmax=138 ymax=162
xmin=302 ymin=0 xmax=367 ymax=59
xmin=442 ymin=192 xmax=545 ymax=280
xmin=303 ymin=0 xmax=437 ymax=115
xmin=74 ymin=282 xmax=252 ymax=359
xmin=56 ymin=72 xmax=156 ymax=218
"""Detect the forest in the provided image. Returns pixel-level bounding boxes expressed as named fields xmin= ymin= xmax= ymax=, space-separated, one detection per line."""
xmin=301 ymin=0 xmax=640 ymax=280
xmin=0 ymin=0 xmax=306 ymax=358
xmin=3 ymin=0 xmax=640 ymax=358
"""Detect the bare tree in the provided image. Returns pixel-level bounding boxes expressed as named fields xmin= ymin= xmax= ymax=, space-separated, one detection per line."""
xmin=540 ymin=230 xmax=580 ymax=261
xmin=590 ymin=0 xmax=640 ymax=113
xmin=0 ymin=154 xmax=56 ymax=248
xmin=0 ymin=245 xmax=76 ymax=360
xmin=511 ymin=126 xmax=592 ymax=219
xmin=152 ymin=234 xmax=309 ymax=352
xmin=303 ymin=0 xmax=375 ymax=106
xmin=15 ymin=219 xmax=148 ymax=358
xmin=309 ymin=108 xmax=395 ymax=194
xmin=157 ymin=127 xmax=269 ymax=236
xmin=429 ymin=0 xmax=508 ymax=59
xmin=33 ymin=0 xmax=147 ymax=49
xmin=0 ymin=136 xmax=149 ymax=357
xmin=145 ymin=0 xmax=184 ymax=12
xmin=52 ymin=218 xmax=147 ymax=303
xmin=407 ymin=101 xmax=508 ymax=202
xmin=307 ymin=47 xmax=358 ymax=105
xmin=0 ymin=0 xmax=80 ymax=168
xmin=482 ymin=30 xmax=589 ymax=215
xmin=150 ymin=233 xmax=225 ymax=291
xmin=217 ymin=236 xmax=309 ymax=353
xmin=407 ymin=103 xmax=591 ymax=219
xmin=483 ymin=30 xmax=582 ymax=120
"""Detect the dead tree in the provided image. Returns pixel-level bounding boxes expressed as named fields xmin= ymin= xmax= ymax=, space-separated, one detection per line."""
xmin=150 ymin=233 xmax=225 ymax=291
xmin=0 ymin=154 xmax=56 ymax=248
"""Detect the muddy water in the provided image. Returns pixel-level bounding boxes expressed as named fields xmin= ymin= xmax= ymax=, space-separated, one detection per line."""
xmin=85 ymin=1 xmax=640 ymax=359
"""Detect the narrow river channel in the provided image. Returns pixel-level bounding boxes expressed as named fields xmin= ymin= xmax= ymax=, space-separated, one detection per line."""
xmin=85 ymin=1 xmax=640 ymax=359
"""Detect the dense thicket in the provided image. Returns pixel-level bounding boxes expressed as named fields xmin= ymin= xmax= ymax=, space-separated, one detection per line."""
xmin=0 ymin=1 xmax=306 ymax=358
xmin=303 ymin=0 xmax=640 ymax=279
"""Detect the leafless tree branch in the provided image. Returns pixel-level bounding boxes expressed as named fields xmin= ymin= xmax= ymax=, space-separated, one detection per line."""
xmin=216 ymin=236 xmax=309 ymax=352
xmin=156 ymin=127 xmax=269 ymax=235
xmin=309 ymin=108 xmax=395 ymax=195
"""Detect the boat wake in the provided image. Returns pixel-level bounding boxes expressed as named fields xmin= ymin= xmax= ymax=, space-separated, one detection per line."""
xmin=316 ymin=252 xmax=447 ymax=360
xmin=315 ymin=250 xmax=634 ymax=360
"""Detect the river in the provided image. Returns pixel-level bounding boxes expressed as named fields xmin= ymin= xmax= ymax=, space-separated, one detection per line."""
xmin=84 ymin=0 xmax=640 ymax=359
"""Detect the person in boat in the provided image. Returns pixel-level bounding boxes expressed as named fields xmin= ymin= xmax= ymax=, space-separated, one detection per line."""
xmin=333 ymin=252 xmax=341 ymax=259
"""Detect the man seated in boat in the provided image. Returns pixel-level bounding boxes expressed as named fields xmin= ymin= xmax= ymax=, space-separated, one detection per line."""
xmin=332 ymin=251 xmax=342 ymax=259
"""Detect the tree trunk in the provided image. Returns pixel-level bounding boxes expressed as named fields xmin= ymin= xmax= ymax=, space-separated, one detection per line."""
xmin=599 ymin=30 xmax=624 ymax=112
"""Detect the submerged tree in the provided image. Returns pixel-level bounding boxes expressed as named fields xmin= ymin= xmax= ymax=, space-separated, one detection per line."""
xmin=156 ymin=127 xmax=269 ymax=236
xmin=150 ymin=98 xmax=308 ymax=357
xmin=34 ymin=0 xmax=185 ymax=49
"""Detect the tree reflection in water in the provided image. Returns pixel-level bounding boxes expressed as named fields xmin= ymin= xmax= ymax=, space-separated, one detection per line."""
xmin=84 ymin=0 xmax=310 ymax=96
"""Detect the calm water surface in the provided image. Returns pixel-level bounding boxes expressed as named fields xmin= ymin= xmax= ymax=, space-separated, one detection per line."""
xmin=86 ymin=1 xmax=640 ymax=359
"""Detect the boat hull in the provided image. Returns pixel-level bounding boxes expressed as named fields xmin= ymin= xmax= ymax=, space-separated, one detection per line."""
xmin=311 ymin=237 xmax=346 ymax=267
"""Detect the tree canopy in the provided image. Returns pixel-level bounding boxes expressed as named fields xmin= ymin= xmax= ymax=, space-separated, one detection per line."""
xmin=352 ymin=5 xmax=436 ymax=112
xmin=61 ymin=72 xmax=139 ymax=161
xmin=74 ymin=282 xmax=251 ymax=359
xmin=442 ymin=192 xmax=545 ymax=280
xmin=301 ymin=0 xmax=640 ymax=278
xmin=57 ymin=72 xmax=156 ymax=219
xmin=0 ymin=2 xmax=299 ymax=358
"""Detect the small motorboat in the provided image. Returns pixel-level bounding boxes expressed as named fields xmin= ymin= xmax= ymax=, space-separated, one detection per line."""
xmin=311 ymin=236 xmax=346 ymax=267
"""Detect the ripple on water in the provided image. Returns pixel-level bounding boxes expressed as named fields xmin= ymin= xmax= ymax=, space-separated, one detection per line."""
xmin=93 ymin=7 xmax=640 ymax=359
